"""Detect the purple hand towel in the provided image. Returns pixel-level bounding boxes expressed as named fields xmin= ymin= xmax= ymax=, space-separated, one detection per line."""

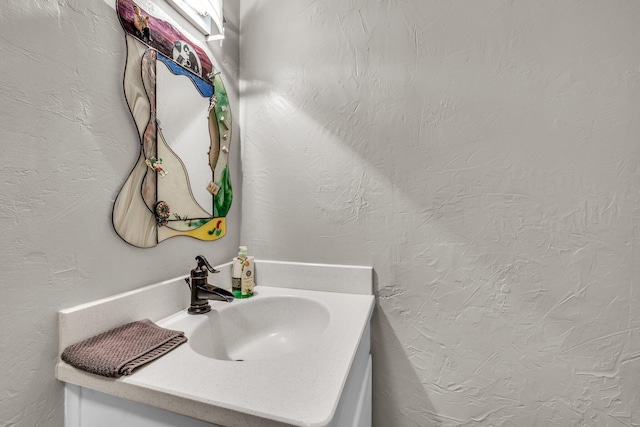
xmin=61 ymin=319 xmax=187 ymax=377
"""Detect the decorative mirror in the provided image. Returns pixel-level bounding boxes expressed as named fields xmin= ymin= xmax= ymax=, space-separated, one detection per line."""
xmin=113 ymin=0 xmax=232 ymax=248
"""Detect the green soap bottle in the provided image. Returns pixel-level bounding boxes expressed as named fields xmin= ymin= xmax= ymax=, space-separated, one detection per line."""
xmin=232 ymin=246 xmax=254 ymax=298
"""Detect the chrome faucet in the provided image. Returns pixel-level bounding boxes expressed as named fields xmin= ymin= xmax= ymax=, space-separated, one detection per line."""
xmin=186 ymin=255 xmax=234 ymax=314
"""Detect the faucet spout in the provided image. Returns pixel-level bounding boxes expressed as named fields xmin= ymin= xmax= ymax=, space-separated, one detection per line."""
xmin=200 ymin=284 xmax=235 ymax=302
xmin=185 ymin=279 xmax=234 ymax=302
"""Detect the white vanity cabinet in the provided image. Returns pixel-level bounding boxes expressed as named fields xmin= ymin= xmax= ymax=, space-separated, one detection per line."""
xmin=65 ymin=385 xmax=221 ymax=427
xmin=58 ymin=261 xmax=374 ymax=427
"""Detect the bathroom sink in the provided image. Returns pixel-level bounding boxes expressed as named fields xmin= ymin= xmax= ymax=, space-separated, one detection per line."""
xmin=188 ymin=295 xmax=331 ymax=361
xmin=57 ymin=261 xmax=375 ymax=427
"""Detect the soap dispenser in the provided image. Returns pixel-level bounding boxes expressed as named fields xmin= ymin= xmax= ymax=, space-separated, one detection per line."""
xmin=232 ymin=246 xmax=254 ymax=298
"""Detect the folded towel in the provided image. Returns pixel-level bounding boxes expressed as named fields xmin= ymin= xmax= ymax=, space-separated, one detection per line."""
xmin=61 ymin=319 xmax=187 ymax=377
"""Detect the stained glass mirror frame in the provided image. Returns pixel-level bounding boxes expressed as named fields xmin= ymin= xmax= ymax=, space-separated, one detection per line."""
xmin=112 ymin=0 xmax=232 ymax=248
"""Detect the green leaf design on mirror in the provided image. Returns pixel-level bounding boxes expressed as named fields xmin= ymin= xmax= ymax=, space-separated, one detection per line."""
xmin=214 ymin=166 xmax=232 ymax=217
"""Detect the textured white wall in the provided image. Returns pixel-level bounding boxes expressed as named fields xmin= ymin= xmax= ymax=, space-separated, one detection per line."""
xmin=0 ymin=1 xmax=240 ymax=426
xmin=239 ymin=1 xmax=640 ymax=426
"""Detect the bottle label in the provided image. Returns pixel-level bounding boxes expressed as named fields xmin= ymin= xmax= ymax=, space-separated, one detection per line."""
xmin=232 ymin=277 xmax=241 ymax=291
xmin=241 ymin=273 xmax=253 ymax=295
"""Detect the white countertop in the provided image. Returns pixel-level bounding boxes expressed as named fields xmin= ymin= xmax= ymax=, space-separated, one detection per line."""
xmin=56 ymin=260 xmax=374 ymax=427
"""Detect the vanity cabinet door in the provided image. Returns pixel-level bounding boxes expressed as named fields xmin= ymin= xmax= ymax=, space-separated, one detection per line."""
xmin=65 ymin=384 xmax=222 ymax=427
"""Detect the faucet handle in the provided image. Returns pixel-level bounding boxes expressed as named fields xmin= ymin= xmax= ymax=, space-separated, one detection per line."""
xmin=195 ymin=255 xmax=219 ymax=274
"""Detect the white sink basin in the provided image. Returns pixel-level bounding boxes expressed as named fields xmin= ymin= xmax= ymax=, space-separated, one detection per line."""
xmin=189 ymin=295 xmax=331 ymax=361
